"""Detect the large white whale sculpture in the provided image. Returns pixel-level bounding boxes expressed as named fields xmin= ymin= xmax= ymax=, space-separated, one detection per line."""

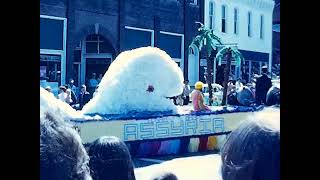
xmin=82 ymin=47 xmax=184 ymax=115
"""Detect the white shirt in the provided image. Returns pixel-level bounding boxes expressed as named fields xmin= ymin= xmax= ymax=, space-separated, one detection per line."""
xmin=58 ymin=92 xmax=67 ymax=102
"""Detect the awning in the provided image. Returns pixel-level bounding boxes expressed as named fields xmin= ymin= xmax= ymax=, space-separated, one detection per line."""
xmin=239 ymin=50 xmax=269 ymax=62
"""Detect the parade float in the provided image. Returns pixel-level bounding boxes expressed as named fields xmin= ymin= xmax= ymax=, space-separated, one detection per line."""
xmin=134 ymin=107 xmax=280 ymax=180
xmin=66 ymin=47 xmax=265 ymax=157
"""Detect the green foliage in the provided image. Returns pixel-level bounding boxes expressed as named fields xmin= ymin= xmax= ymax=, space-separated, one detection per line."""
xmin=191 ymin=24 xmax=222 ymax=57
xmin=215 ymin=46 xmax=244 ymax=67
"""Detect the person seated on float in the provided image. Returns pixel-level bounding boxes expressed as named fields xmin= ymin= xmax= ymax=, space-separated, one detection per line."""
xmin=227 ymin=80 xmax=236 ymax=96
xmin=236 ymin=86 xmax=255 ymax=106
xmin=190 ymin=81 xmax=210 ymax=112
xmin=88 ymin=136 xmax=136 ymax=180
xmin=40 ymin=112 xmax=92 ymax=180
xmin=221 ymin=108 xmax=280 ymax=180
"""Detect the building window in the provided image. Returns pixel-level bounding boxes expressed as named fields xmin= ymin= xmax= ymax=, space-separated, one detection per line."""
xmin=86 ymin=34 xmax=110 ymax=54
xmin=40 ymin=17 xmax=64 ymax=50
xmin=248 ymin=12 xmax=252 ymax=37
xmin=40 ymin=54 xmax=62 ymax=83
xmin=123 ymin=26 xmax=154 ymax=51
xmin=158 ymin=32 xmax=183 ymax=59
xmin=222 ymin=5 xmax=227 ymax=33
xmin=190 ymin=0 xmax=197 ymax=5
xmin=209 ymin=2 xmax=215 ymax=30
xmin=260 ymin=15 xmax=264 ymax=39
xmin=40 ymin=15 xmax=67 ymax=87
xmin=158 ymin=31 xmax=184 ymax=70
xmin=234 ymin=8 xmax=239 ymax=34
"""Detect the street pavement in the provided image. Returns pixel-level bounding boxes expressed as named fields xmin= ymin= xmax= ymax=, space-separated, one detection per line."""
xmin=133 ymin=150 xmax=219 ymax=168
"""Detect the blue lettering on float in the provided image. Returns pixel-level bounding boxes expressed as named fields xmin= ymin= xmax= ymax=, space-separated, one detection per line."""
xmin=185 ymin=116 xmax=198 ymax=135
xmin=140 ymin=122 xmax=154 ymax=139
xmin=199 ymin=117 xmax=212 ymax=134
xmin=155 ymin=120 xmax=170 ymax=137
xmin=170 ymin=118 xmax=184 ymax=136
xmin=124 ymin=123 xmax=139 ymax=141
xmin=213 ymin=118 xmax=224 ymax=132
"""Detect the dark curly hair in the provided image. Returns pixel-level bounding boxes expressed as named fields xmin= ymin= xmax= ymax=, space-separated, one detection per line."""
xmin=40 ymin=112 xmax=92 ymax=180
xmin=88 ymin=136 xmax=136 ymax=180
xmin=151 ymin=172 xmax=178 ymax=180
xmin=221 ymin=108 xmax=280 ymax=180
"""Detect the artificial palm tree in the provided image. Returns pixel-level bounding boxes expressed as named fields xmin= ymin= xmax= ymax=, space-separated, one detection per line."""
xmin=215 ymin=46 xmax=244 ymax=105
xmin=191 ymin=23 xmax=222 ymax=105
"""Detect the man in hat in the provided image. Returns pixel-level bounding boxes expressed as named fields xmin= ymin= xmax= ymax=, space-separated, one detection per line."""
xmin=255 ymin=66 xmax=272 ymax=105
xmin=78 ymin=84 xmax=91 ymax=110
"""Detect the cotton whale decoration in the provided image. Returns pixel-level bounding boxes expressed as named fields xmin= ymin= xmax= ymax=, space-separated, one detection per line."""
xmin=82 ymin=47 xmax=184 ymax=115
xmin=40 ymin=87 xmax=83 ymax=119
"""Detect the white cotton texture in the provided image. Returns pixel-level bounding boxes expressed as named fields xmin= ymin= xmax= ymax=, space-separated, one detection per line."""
xmin=40 ymin=87 xmax=83 ymax=120
xmin=82 ymin=47 xmax=184 ymax=115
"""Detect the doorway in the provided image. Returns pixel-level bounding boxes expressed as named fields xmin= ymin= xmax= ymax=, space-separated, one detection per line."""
xmin=85 ymin=54 xmax=112 ymax=84
xmin=79 ymin=34 xmax=115 ymax=89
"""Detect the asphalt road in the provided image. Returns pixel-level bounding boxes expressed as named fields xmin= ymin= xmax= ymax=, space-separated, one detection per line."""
xmin=133 ymin=150 xmax=219 ymax=168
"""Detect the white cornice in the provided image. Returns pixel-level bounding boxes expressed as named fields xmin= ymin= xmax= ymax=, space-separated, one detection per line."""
xmin=237 ymin=0 xmax=275 ymax=11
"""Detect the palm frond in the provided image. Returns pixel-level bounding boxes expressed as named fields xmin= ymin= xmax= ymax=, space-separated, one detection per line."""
xmin=209 ymin=33 xmax=223 ymax=45
xmin=215 ymin=46 xmax=244 ymax=67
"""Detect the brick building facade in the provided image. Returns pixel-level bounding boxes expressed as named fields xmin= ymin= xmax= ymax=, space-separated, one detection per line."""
xmin=40 ymin=0 xmax=203 ymax=92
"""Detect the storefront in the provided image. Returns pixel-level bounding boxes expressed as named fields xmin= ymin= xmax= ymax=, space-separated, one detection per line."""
xmin=239 ymin=50 xmax=269 ymax=83
xmin=197 ymin=49 xmax=269 ymax=85
xmin=40 ymin=15 xmax=67 ymax=95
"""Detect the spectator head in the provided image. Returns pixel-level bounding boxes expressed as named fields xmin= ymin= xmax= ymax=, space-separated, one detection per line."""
xmin=266 ymin=86 xmax=280 ymax=106
xmin=221 ymin=108 xmax=280 ymax=180
xmin=151 ymin=171 xmax=178 ymax=180
xmin=81 ymin=85 xmax=87 ymax=93
xmin=40 ymin=112 xmax=92 ymax=180
xmin=236 ymin=86 xmax=255 ymax=106
xmin=88 ymin=136 xmax=136 ymax=180
xmin=92 ymin=73 xmax=96 ymax=78
xmin=262 ymin=66 xmax=268 ymax=74
xmin=69 ymin=78 xmax=75 ymax=84
xmin=45 ymin=86 xmax=51 ymax=92
xmin=194 ymin=81 xmax=203 ymax=91
xmin=183 ymin=80 xmax=189 ymax=85
xmin=59 ymin=86 xmax=67 ymax=93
